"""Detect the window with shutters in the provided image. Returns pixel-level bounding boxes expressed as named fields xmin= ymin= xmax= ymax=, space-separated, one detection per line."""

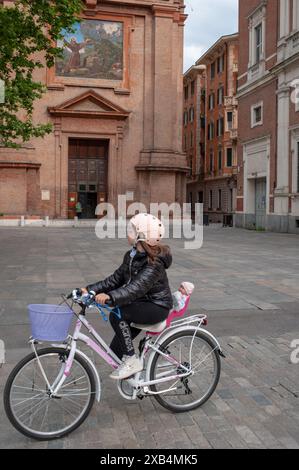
xmin=208 ymin=122 xmax=215 ymax=140
xmin=248 ymin=6 xmax=266 ymax=70
xmin=217 ymin=87 xmax=224 ymax=106
xmin=217 ymin=118 xmax=224 ymax=137
xmin=218 ymin=147 xmax=222 ymax=170
xmin=209 ymin=149 xmax=214 ymax=172
xmin=184 ymin=86 xmax=189 ymax=101
xmin=227 ymin=148 xmax=233 ymax=167
xmin=251 ymin=102 xmax=263 ymax=128
xmin=189 ymin=107 xmax=194 ymax=123
xmin=218 ymin=189 xmax=222 ymax=210
xmin=211 ymin=62 xmax=215 ymax=80
xmin=191 ymin=80 xmax=195 ymax=96
xmin=227 ymin=111 xmax=233 ymax=130
xmin=183 ymin=110 xmax=188 ymax=126
xmin=217 ymin=55 xmax=224 ymax=74
xmin=255 ymin=23 xmax=263 ymax=64
xmin=209 ymin=190 xmax=213 ymax=210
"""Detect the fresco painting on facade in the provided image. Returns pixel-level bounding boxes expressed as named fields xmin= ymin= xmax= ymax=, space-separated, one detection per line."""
xmin=56 ymin=20 xmax=123 ymax=80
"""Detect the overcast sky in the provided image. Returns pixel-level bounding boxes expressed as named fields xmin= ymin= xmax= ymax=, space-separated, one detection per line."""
xmin=184 ymin=0 xmax=239 ymax=72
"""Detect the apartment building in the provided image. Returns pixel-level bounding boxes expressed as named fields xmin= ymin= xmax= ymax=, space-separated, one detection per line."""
xmin=198 ymin=34 xmax=239 ymax=224
xmin=237 ymin=0 xmax=299 ymax=233
xmin=183 ymin=65 xmax=206 ymax=210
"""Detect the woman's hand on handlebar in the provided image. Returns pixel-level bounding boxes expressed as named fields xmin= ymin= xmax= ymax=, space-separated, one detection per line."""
xmin=95 ymin=293 xmax=111 ymax=305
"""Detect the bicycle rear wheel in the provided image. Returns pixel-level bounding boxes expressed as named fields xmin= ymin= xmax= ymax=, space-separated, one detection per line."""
xmin=149 ymin=330 xmax=221 ymax=413
xmin=4 ymin=347 xmax=96 ymax=440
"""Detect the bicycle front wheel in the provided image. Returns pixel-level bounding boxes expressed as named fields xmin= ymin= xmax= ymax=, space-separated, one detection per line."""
xmin=149 ymin=330 xmax=221 ymax=413
xmin=4 ymin=347 xmax=96 ymax=441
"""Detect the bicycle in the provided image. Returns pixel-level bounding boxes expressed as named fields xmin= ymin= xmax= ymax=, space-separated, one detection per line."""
xmin=4 ymin=290 xmax=225 ymax=441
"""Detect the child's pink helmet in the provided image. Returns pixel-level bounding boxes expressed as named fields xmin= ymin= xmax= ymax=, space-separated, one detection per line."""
xmin=128 ymin=213 xmax=165 ymax=247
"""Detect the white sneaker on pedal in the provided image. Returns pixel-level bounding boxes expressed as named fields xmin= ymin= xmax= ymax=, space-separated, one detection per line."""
xmin=110 ymin=355 xmax=143 ymax=380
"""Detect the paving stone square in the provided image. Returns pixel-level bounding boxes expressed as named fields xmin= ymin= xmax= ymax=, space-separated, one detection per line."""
xmin=0 ymin=227 xmax=298 ymax=449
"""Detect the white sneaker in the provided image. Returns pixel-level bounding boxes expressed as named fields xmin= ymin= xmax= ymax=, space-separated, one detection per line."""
xmin=110 ymin=355 xmax=143 ymax=380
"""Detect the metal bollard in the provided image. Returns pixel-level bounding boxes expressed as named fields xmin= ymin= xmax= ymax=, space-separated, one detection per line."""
xmin=0 ymin=339 xmax=5 ymax=365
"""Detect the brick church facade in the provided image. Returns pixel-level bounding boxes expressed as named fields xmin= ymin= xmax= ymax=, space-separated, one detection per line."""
xmin=0 ymin=0 xmax=188 ymax=219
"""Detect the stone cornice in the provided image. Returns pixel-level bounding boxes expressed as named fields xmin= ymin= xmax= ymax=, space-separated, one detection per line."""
xmin=246 ymin=0 xmax=267 ymax=20
xmin=0 ymin=161 xmax=41 ymax=169
xmin=84 ymin=0 xmax=97 ymax=8
xmin=136 ymin=164 xmax=189 ymax=173
xmin=89 ymin=0 xmax=183 ymax=13
xmin=237 ymin=72 xmax=276 ymax=99
xmin=270 ymin=51 xmax=299 ymax=75
xmin=239 ymin=133 xmax=271 ymax=147
xmin=196 ymin=33 xmax=239 ymax=66
xmin=137 ymin=150 xmax=189 ymax=173
xmin=152 ymin=4 xmax=177 ymax=14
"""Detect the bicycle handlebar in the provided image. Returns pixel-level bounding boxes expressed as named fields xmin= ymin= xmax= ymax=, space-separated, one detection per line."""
xmin=67 ymin=289 xmax=115 ymax=307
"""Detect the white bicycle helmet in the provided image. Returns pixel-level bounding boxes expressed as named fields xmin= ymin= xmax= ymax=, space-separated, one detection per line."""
xmin=128 ymin=213 xmax=165 ymax=247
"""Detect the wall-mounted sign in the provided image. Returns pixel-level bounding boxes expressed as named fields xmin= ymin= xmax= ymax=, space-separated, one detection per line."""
xmin=126 ymin=191 xmax=134 ymax=200
xmin=41 ymin=190 xmax=50 ymax=201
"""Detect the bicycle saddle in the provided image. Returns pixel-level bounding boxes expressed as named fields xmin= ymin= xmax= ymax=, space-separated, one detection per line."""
xmin=131 ymin=320 xmax=167 ymax=333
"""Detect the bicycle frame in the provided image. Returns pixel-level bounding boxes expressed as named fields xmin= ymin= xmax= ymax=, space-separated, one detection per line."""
xmin=30 ymin=315 xmax=120 ymax=399
xmin=30 ymin=310 xmax=211 ymax=402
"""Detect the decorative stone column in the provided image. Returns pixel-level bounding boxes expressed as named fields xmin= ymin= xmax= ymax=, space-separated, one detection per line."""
xmin=275 ymin=81 xmax=290 ymax=215
xmin=54 ymin=119 xmax=63 ymax=218
xmin=136 ymin=3 xmax=188 ymax=207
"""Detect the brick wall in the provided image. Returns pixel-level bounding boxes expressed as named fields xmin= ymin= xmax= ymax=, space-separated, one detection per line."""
xmin=204 ymin=179 xmax=235 ymax=223
xmin=0 ymin=169 xmax=27 ymax=214
xmin=237 ymin=0 xmax=279 ymax=215
xmin=238 ymin=0 xmax=278 ymax=79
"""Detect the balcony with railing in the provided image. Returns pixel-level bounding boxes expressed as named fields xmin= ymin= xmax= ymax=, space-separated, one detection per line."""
xmin=224 ymin=96 xmax=238 ymax=108
xmin=229 ymin=128 xmax=238 ymax=141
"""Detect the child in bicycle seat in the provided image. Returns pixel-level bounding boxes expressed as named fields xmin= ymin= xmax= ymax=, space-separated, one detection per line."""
xmin=81 ymin=213 xmax=173 ymax=381
xmin=172 ymin=282 xmax=195 ymax=312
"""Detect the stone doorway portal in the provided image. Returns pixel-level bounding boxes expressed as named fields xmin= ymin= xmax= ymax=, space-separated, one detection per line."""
xmin=68 ymin=138 xmax=108 ymax=219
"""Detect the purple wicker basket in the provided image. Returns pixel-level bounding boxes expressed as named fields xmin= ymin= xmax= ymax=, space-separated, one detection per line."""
xmin=28 ymin=304 xmax=74 ymax=342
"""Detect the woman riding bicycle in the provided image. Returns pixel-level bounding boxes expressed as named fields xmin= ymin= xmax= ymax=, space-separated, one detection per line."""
xmin=81 ymin=213 xmax=173 ymax=381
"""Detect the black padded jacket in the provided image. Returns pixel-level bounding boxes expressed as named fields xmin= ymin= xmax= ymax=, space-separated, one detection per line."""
xmin=86 ymin=249 xmax=173 ymax=310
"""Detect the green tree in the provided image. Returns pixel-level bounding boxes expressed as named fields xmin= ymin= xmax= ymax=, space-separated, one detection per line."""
xmin=0 ymin=0 xmax=84 ymax=148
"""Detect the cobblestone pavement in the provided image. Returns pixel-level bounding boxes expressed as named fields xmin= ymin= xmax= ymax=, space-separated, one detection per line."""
xmin=0 ymin=227 xmax=299 ymax=449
